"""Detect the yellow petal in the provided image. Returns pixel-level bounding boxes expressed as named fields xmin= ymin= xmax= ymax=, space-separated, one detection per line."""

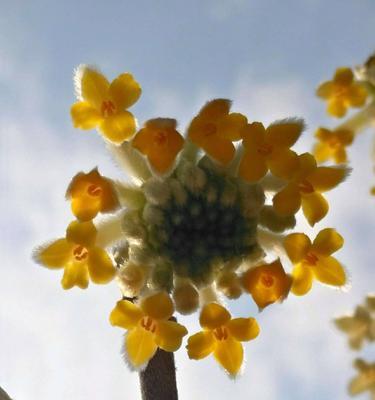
xmin=316 ymin=81 xmax=334 ymax=99
xmin=347 ymin=84 xmax=368 ymax=107
xmin=307 ymin=166 xmax=349 ymax=192
xmin=125 ymin=326 xmax=158 ymax=368
xmin=296 ymin=153 xmax=317 ymax=178
xmin=313 ymin=142 xmax=332 ymax=164
xmin=283 ymin=233 xmax=311 ymax=263
xmin=78 ymin=66 xmax=109 ymax=109
xmin=71 ymin=196 xmax=101 ymax=221
xmin=186 ymin=331 xmax=215 ymax=360
xmin=109 ymin=73 xmax=141 ymax=110
xmin=241 ymin=122 xmax=266 ymax=148
xmin=291 ymin=263 xmax=314 ymax=296
xmin=109 ymin=300 xmax=143 ymax=329
xmin=199 ymin=303 xmax=231 ymax=330
xmin=327 ymin=99 xmax=347 ymax=118
xmin=301 ymin=192 xmax=329 ymax=226
xmin=313 ymin=256 xmax=346 ymax=287
xmin=333 ymin=67 xmax=353 ymax=85
xmin=238 ymin=149 xmax=268 ymax=182
xmin=155 ymin=320 xmax=188 ymax=352
xmin=227 ymin=318 xmax=260 ymax=342
xmin=268 ymin=148 xmax=299 ymax=180
xmin=272 ymin=183 xmax=301 ymax=216
xmin=312 ymin=228 xmax=344 ymax=256
xmin=266 ymin=119 xmax=304 ymax=147
xmin=198 ymin=99 xmax=231 ymax=120
xmin=66 ymin=220 xmax=97 ymax=247
xmin=140 ymin=292 xmax=174 ymax=320
xmin=61 ymin=260 xmax=89 ymax=289
xmin=99 ymin=111 xmax=136 ymax=144
xmin=333 ymin=148 xmax=347 ymax=164
xmin=213 ymin=336 xmax=243 ymax=376
xmin=35 ymin=239 xmax=73 ymax=269
xmin=71 ymin=102 xmax=102 ymax=130
xmin=201 ymin=136 xmax=235 ymax=166
xmin=87 ymin=247 xmax=116 ymax=284
xmin=217 ymin=113 xmax=247 ymax=141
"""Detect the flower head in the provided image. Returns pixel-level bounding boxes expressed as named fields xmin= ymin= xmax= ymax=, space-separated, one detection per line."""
xmin=187 ymin=99 xmax=247 ymax=165
xmin=272 ymin=153 xmax=349 ymax=226
xmin=284 ymin=228 xmax=346 ymax=295
xmin=110 ymin=292 xmax=188 ymax=369
xmin=186 ymin=303 xmax=259 ymax=376
xmin=34 ymin=220 xmax=116 ymax=289
xmin=71 ymin=65 xmax=141 ymax=144
xmin=349 ymin=359 xmax=375 ymax=398
xmin=316 ymin=67 xmax=367 ymax=118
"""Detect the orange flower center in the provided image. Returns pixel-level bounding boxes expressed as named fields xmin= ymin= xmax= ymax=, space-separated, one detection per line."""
xmin=203 ymin=123 xmax=217 ymax=137
xmin=73 ymin=245 xmax=89 ymax=262
xmin=328 ymin=137 xmax=341 ymax=149
xmin=257 ymin=143 xmax=273 ymax=156
xmin=213 ymin=326 xmax=229 ymax=341
xmin=298 ymin=179 xmax=314 ymax=194
xmin=333 ymin=85 xmax=350 ymax=99
xmin=305 ymin=252 xmax=318 ymax=265
xmin=153 ymin=130 xmax=169 ymax=147
xmin=140 ymin=316 xmax=157 ymax=333
xmin=260 ymin=273 xmax=275 ymax=288
xmin=101 ymin=100 xmax=116 ymax=117
xmin=87 ymin=184 xmax=103 ymax=197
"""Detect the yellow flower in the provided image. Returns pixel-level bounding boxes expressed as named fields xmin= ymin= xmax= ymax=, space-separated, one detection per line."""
xmin=109 ymin=292 xmax=188 ymax=368
xmin=132 ymin=118 xmax=184 ymax=174
xmin=242 ymin=259 xmax=292 ymax=310
xmin=238 ymin=120 xmax=303 ymax=182
xmin=187 ymin=99 xmax=247 ymax=166
xmin=272 ymin=152 xmax=349 ymax=226
xmin=284 ymin=228 xmax=346 ymax=296
xmin=71 ymin=65 xmax=141 ymax=144
xmin=186 ymin=303 xmax=259 ymax=376
xmin=316 ymin=67 xmax=367 ymax=118
xmin=66 ymin=168 xmax=119 ymax=221
xmin=313 ymin=127 xmax=354 ymax=164
xmin=34 ymin=220 xmax=116 ymax=289
xmin=349 ymin=359 xmax=375 ymax=398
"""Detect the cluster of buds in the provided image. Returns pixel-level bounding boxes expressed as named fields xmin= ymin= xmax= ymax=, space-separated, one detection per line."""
xmin=34 ymin=64 xmax=350 ymax=376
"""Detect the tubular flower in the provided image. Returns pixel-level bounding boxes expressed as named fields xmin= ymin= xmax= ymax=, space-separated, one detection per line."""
xmin=238 ymin=119 xmax=304 ymax=182
xmin=313 ymin=127 xmax=354 ymax=164
xmin=71 ymin=65 xmax=141 ymax=144
xmin=283 ymin=228 xmax=346 ymax=296
xmin=187 ymin=99 xmax=247 ymax=165
xmin=66 ymin=168 xmax=120 ymax=221
xmin=349 ymin=359 xmax=375 ymax=398
xmin=132 ymin=118 xmax=185 ymax=174
xmin=186 ymin=303 xmax=259 ymax=376
xmin=242 ymin=259 xmax=292 ymax=310
xmin=34 ymin=220 xmax=116 ymax=289
xmin=109 ymin=292 xmax=188 ymax=369
xmin=272 ymin=152 xmax=350 ymax=226
xmin=316 ymin=67 xmax=368 ymax=118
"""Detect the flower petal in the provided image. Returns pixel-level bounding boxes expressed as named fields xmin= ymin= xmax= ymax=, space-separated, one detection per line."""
xmin=35 ymin=239 xmax=73 ymax=269
xmin=333 ymin=67 xmax=353 ymax=85
xmin=78 ymin=66 xmax=109 ymax=109
xmin=301 ymin=192 xmax=329 ymax=226
xmin=199 ymin=303 xmax=231 ymax=330
xmin=99 ymin=111 xmax=136 ymax=144
xmin=283 ymin=233 xmax=311 ymax=263
xmin=241 ymin=122 xmax=266 ymax=148
xmin=313 ymin=142 xmax=332 ymax=163
xmin=327 ymin=99 xmax=347 ymax=118
xmin=238 ymin=149 xmax=268 ymax=182
xmin=125 ymin=326 xmax=158 ymax=368
xmin=227 ymin=318 xmax=260 ymax=342
xmin=155 ymin=320 xmax=188 ymax=352
xmin=87 ymin=247 xmax=116 ymax=284
xmin=140 ymin=292 xmax=174 ymax=321
xmin=109 ymin=73 xmax=141 ymax=110
xmin=291 ymin=263 xmax=314 ymax=296
xmin=198 ymin=99 xmax=231 ymax=120
xmin=312 ymin=228 xmax=344 ymax=256
xmin=313 ymin=256 xmax=346 ymax=287
xmin=272 ymin=183 xmax=301 ymax=216
xmin=213 ymin=336 xmax=243 ymax=376
xmin=66 ymin=220 xmax=97 ymax=247
xmin=217 ymin=113 xmax=247 ymax=141
xmin=347 ymin=85 xmax=367 ymax=107
xmin=200 ymin=136 xmax=235 ymax=166
xmin=307 ymin=166 xmax=349 ymax=192
xmin=71 ymin=102 xmax=102 ymax=130
xmin=266 ymin=119 xmax=304 ymax=147
xmin=186 ymin=331 xmax=215 ymax=360
xmin=61 ymin=261 xmax=89 ymax=289
xmin=268 ymin=148 xmax=299 ymax=180
xmin=316 ymin=81 xmax=334 ymax=99
xmin=109 ymin=300 xmax=143 ymax=329
xmin=71 ymin=196 xmax=101 ymax=221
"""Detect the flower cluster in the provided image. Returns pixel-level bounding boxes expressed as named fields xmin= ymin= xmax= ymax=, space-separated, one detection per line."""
xmin=34 ymin=65 xmax=349 ymax=376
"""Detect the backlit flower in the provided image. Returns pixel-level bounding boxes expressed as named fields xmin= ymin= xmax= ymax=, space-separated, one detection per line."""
xmin=71 ymin=65 xmax=141 ymax=144
xmin=110 ymin=292 xmax=188 ymax=369
xmin=239 ymin=119 xmax=303 ymax=182
xmin=187 ymin=99 xmax=247 ymax=165
xmin=349 ymin=359 xmax=375 ymax=398
xmin=284 ymin=228 xmax=346 ymax=296
xmin=186 ymin=303 xmax=259 ymax=376
xmin=316 ymin=67 xmax=367 ymax=118
xmin=272 ymin=152 xmax=349 ymax=226
xmin=34 ymin=220 xmax=116 ymax=289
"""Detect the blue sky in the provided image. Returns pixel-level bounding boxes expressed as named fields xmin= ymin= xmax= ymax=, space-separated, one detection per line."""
xmin=1 ymin=1 xmax=375 ymax=399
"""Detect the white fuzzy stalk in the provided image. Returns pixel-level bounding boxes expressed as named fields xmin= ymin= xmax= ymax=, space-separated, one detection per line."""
xmin=96 ymin=211 xmax=126 ymax=248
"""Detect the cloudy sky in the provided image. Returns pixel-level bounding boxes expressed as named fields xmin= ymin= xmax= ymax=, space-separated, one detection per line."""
xmin=1 ymin=1 xmax=374 ymax=399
